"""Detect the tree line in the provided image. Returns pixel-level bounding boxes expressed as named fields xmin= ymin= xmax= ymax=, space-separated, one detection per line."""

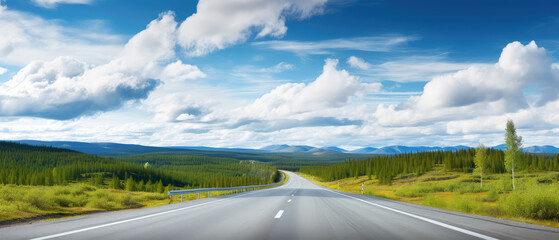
xmin=300 ymin=147 xmax=559 ymax=185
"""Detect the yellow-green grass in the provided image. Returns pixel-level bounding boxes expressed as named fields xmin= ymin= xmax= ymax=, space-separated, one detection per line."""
xmin=1 ymin=172 xmax=289 ymax=224
xmin=0 ymin=184 xmax=173 ymax=223
xmin=297 ymin=166 xmax=559 ymax=228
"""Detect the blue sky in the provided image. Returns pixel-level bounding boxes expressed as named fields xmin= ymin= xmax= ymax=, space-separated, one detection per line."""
xmin=1 ymin=0 xmax=559 ymax=149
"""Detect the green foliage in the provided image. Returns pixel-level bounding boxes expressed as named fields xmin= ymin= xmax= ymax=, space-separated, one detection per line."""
xmin=156 ymin=180 xmax=164 ymax=193
xmin=451 ymin=194 xmax=478 ymax=213
xmin=500 ymin=186 xmax=559 ymax=220
xmin=422 ymin=193 xmax=447 ymax=208
xmin=125 ymin=177 xmax=136 ymax=191
xmin=483 ymin=188 xmax=499 ymax=202
xmin=473 ymin=143 xmax=488 ymax=189
xmin=504 ymin=119 xmax=522 ymax=189
xmin=110 ymin=176 xmax=122 ymax=189
xmin=504 ymin=120 xmax=523 ymax=172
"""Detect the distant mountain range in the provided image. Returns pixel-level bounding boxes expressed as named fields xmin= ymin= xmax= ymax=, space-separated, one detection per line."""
xmin=258 ymin=144 xmax=559 ymax=154
xmin=6 ymin=140 xmax=559 ymax=156
xmin=259 ymin=144 xmax=473 ymax=154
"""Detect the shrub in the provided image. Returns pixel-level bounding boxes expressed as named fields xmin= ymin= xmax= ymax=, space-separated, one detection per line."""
xmin=54 ymin=195 xmax=74 ymax=208
xmin=24 ymin=189 xmax=55 ymax=210
xmin=87 ymin=197 xmax=115 ymax=210
xmin=87 ymin=191 xmax=117 ymax=210
xmin=500 ymin=189 xmax=559 ymax=220
xmin=117 ymin=195 xmax=142 ymax=208
xmin=423 ymin=194 xmax=447 ymax=208
xmin=451 ymin=194 xmax=478 ymax=213
xmin=53 ymin=194 xmax=88 ymax=208
xmin=142 ymin=193 xmax=168 ymax=201
xmin=0 ymin=185 xmax=23 ymax=202
xmin=482 ymin=188 xmax=499 ymax=202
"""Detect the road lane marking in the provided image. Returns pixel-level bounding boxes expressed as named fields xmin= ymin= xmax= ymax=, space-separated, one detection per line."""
xmin=274 ymin=210 xmax=284 ymax=219
xmin=31 ymin=176 xmax=293 ymax=240
xmin=287 ymin=199 xmax=292 ymax=202
xmin=326 ymin=189 xmax=498 ymax=240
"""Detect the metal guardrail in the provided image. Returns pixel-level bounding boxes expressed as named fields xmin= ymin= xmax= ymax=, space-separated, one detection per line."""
xmin=168 ymin=172 xmax=285 ymax=202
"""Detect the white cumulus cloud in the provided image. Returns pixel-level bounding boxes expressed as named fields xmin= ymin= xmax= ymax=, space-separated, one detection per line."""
xmin=374 ymin=41 xmax=559 ymax=131
xmin=159 ymin=60 xmax=206 ymax=82
xmin=177 ymin=0 xmax=327 ymax=56
xmin=0 ymin=67 xmax=6 ymax=75
xmin=347 ymin=56 xmax=371 ymax=70
xmin=0 ymin=12 xmax=187 ymax=120
xmin=416 ymin=41 xmax=557 ymax=111
xmin=150 ymin=93 xmax=209 ymax=122
xmin=245 ymin=58 xmax=380 ymax=118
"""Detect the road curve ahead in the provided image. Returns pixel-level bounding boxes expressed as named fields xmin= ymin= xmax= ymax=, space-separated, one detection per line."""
xmin=2 ymin=171 xmax=559 ymax=240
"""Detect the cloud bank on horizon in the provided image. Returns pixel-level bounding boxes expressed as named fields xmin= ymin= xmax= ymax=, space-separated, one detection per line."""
xmin=0 ymin=0 xmax=558 ymax=148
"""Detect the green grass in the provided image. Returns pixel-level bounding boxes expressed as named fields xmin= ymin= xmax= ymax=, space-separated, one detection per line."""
xmin=0 ymin=184 xmax=169 ymax=222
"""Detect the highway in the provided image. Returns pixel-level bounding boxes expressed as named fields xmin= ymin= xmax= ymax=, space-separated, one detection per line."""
xmin=2 ymin=171 xmax=559 ymax=240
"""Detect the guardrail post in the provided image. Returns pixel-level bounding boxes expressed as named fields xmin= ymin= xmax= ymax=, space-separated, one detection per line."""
xmin=207 ymin=191 xmax=210 ymax=198
xmin=198 ymin=192 xmax=200 ymax=199
xmin=217 ymin=191 xmax=219 ymax=196
xmin=181 ymin=194 xmax=183 ymax=202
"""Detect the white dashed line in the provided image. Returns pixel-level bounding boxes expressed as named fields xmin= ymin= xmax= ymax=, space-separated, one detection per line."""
xmin=274 ymin=210 xmax=284 ymax=219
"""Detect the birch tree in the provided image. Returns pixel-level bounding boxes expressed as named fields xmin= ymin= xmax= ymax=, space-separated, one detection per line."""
xmin=473 ymin=143 xmax=487 ymax=190
xmin=504 ymin=120 xmax=522 ymax=190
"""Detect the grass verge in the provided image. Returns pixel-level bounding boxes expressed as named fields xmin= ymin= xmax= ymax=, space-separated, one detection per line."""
xmin=0 ymin=184 xmax=170 ymax=224
xmin=1 ymin=172 xmax=289 ymax=224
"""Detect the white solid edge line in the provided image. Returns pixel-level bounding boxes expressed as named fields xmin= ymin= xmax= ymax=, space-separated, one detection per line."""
xmin=325 ymin=189 xmax=498 ymax=240
xmin=274 ymin=210 xmax=284 ymax=219
xmin=31 ymin=182 xmax=289 ymax=240
xmin=287 ymin=199 xmax=292 ymax=202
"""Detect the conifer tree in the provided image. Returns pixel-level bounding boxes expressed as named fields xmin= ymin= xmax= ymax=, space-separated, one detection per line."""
xmin=138 ymin=180 xmax=145 ymax=192
xmin=125 ymin=177 xmax=136 ymax=191
xmin=110 ymin=176 xmax=122 ymax=189
xmin=156 ymin=180 xmax=164 ymax=193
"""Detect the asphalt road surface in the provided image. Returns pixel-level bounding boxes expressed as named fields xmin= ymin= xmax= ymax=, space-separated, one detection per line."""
xmin=2 ymin=171 xmax=559 ymax=240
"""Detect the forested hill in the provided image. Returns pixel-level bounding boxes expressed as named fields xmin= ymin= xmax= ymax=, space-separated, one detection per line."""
xmin=0 ymin=141 xmax=279 ymax=190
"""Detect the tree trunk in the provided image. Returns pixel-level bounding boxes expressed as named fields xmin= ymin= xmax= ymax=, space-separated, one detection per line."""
xmin=512 ymin=161 xmax=515 ymax=190
xmin=480 ymin=171 xmax=483 ymax=190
